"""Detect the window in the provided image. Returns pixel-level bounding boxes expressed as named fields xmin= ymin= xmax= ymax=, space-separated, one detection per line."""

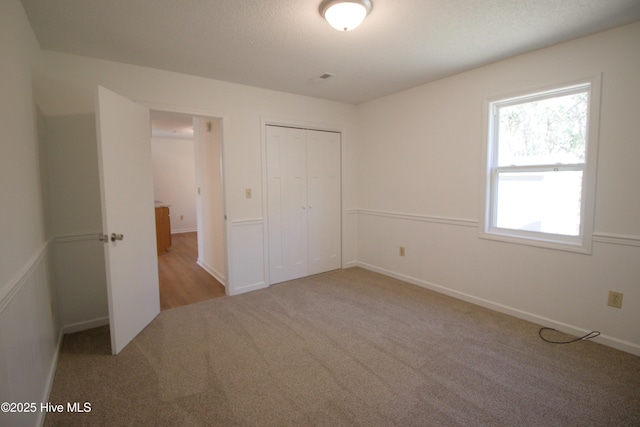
xmin=482 ymin=76 xmax=600 ymax=253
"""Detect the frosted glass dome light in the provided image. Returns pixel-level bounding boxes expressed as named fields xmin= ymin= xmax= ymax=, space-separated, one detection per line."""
xmin=320 ymin=0 xmax=373 ymax=31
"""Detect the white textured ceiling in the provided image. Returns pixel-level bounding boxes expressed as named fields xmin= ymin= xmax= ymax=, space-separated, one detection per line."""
xmin=20 ymin=0 xmax=640 ymax=105
xmin=150 ymin=111 xmax=194 ymax=140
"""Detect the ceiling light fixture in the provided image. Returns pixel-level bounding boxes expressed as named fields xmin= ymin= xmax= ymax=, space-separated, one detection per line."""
xmin=319 ymin=0 xmax=372 ymax=32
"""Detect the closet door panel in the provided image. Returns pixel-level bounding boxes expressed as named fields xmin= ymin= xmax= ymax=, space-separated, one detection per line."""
xmin=307 ymin=130 xmax=341 ymax=275
xmin=286 ymin=128 xmax=308 ymax=280
xmin=266 ymin=127 xmax=287 ymax=283
xmin=266 ymin=126 xmax=308 ymax=284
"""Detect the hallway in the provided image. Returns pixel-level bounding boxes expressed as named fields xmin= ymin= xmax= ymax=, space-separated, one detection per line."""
xmin=158 ymin=232 xmax=226 ymax=310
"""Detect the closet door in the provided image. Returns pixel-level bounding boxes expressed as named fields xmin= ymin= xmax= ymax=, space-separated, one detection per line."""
xmin=266 ymin=126 xmax=308 ymax=284
xmin=307 ymin=130 xmax=341 ymax=275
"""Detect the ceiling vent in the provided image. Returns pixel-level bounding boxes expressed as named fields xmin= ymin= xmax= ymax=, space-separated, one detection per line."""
xmin=309 ymin=73 xmax=336 ymax=84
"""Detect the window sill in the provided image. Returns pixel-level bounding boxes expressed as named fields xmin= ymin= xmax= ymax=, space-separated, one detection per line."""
xmin=479 ymin=229 xmax=592 ymax=254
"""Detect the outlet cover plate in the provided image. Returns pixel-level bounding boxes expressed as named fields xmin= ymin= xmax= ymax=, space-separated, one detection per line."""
xmin=608 ymin=291 xmax=623 ymax=308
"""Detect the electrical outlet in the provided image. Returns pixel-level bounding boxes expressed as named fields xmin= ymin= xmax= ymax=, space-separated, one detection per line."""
xmin=399 ymin=246 xmax=405 ymax=256
xmin=608 ymin=291 xmax=623 ymax=308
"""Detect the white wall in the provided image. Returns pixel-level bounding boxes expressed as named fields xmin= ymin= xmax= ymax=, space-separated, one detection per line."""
xmin=151 ymin=137 xmax=198 ymax=233
xmin=34 ymin=50 xmax=359 ymax=296
xmin=356 ymin=22 xmax=640 ymax=355
xmin=0 ymin=1 xmax=60 ymax=426
xmin=194 ymin=118 xmax=227 ymax=284
xmin=44 ymin=114 xmax=109 ymax=332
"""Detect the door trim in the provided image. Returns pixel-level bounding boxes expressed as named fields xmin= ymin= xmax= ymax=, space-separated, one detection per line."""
xmin=140 ymin=101 xmax=234 ymax=295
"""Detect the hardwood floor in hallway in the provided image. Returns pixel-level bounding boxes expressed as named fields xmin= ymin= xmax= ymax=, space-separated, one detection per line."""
xmin=158 ymin=232 xmax=226 ymax=310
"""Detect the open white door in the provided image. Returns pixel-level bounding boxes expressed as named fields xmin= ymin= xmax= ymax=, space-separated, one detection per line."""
xmin=95 ymin=86 xmax=160 ymax=355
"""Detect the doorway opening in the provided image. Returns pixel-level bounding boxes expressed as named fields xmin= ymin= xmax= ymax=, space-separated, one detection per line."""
xmin=150 ymin=111 xmax=227 ymax=309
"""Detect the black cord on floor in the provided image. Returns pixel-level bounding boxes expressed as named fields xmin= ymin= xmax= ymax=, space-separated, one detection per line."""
xmin=538 ymin=327 xmax=600 ymax=344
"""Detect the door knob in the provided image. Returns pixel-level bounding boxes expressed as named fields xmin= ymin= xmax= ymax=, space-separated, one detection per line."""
xmin=98 ymin=234 xmax=108 ymax=242
xmin=111 ymin=233 xmax=124 ymax=242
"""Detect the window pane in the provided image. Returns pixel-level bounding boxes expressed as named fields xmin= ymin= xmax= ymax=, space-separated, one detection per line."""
xmin=497 ymin=92 xmax=588 ymax=166
xmin=495 ymin=170 xmax=583 ymax=236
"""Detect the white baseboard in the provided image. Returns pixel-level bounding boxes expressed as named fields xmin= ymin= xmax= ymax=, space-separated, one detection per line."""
xmin=171 ymin=228 xmax=197 ymax=234
xmin=355 ymin=261 xmax=640 ymax=357
xmin=63 ymin=316 xmax=109 ymax=334
xmin=229 ymin=281 xmax=267 ymax=296
xmin=196 ymin=259 xmax=227 ymax=287
xmin=38 ymin=328 xmax=64 ymax=427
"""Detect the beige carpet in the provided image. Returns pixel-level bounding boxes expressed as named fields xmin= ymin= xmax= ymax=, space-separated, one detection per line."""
xmin=45 ymin=268 xmax=640 ymax=426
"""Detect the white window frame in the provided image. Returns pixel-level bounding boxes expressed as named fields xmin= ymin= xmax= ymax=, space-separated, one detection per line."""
xmin=480 ymin=75 xmax=601 ymax=254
